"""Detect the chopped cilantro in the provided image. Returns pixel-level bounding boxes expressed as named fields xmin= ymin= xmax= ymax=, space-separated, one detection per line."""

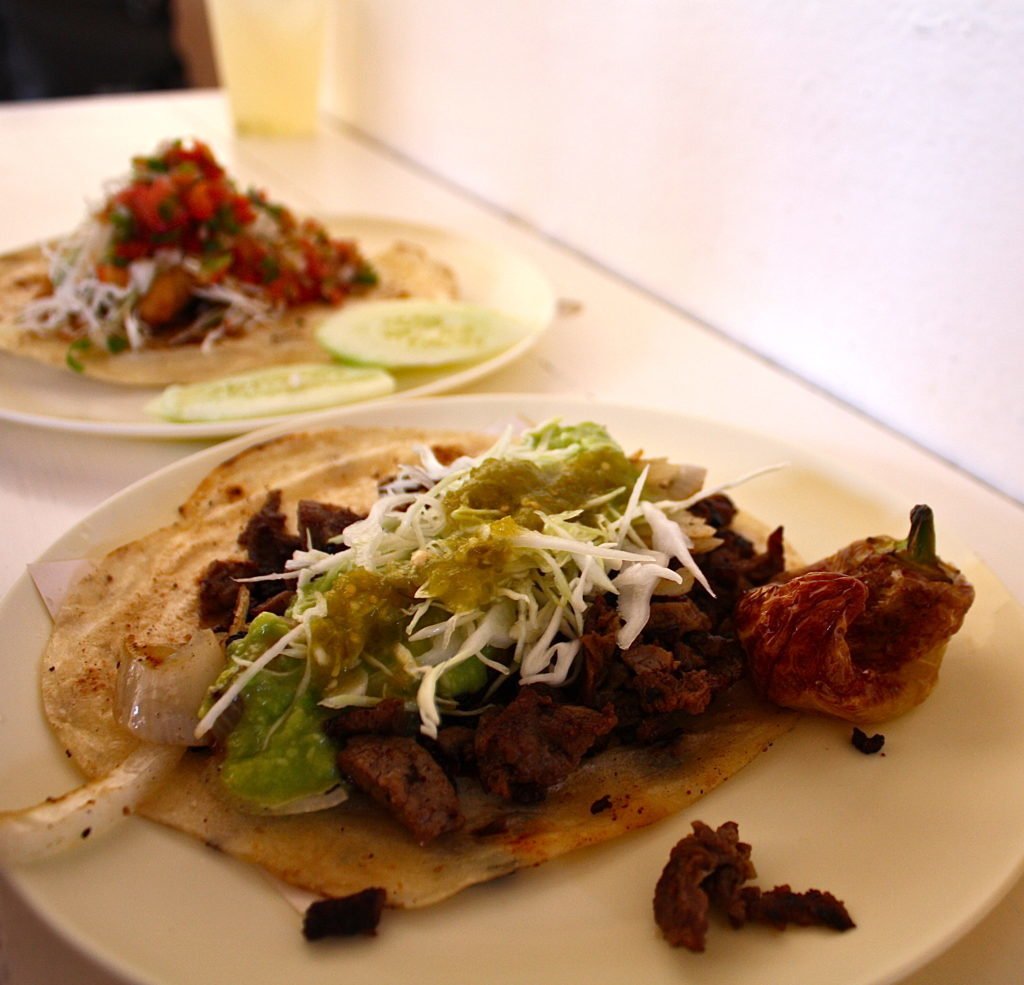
xmin=65 ymin=338 xmax=91 ymax=372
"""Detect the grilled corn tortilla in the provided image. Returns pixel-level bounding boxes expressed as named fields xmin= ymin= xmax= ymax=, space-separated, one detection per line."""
xmin=0 ymin=242 xmax=457 ymax=387
xmin=40 ymin=426 xmax=798 ymax=908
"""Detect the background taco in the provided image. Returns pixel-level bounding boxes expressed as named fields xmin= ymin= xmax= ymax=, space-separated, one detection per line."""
xmin=0 ymin=141 xmax=457 ymax=387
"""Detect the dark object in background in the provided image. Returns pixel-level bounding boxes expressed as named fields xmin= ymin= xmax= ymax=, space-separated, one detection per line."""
xmin=0 ymin=0 xmax=185 ymax=100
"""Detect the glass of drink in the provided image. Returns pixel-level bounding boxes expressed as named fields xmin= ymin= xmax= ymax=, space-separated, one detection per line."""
xmin=204 ymin=0 xmax=328 ymax=136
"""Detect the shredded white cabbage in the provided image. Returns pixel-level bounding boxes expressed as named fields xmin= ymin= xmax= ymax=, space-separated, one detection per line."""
xmin=198 ymin=422 xmax=778 ymax=741
xmin=17 ymin=215 xmax=275 ymax=353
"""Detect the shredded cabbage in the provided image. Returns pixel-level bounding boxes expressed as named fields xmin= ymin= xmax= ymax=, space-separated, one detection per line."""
xmin=198 ymin=420 xmax=761 ymax=741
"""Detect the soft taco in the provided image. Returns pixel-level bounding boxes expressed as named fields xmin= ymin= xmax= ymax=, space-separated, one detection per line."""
xmin=27 ymin=421 xmax=803 ymax=909
xmin=0 ymin=140 xmax=456 ymax=387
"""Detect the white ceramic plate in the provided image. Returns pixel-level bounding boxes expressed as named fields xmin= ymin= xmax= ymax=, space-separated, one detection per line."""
xmin=0 ymin=219 xmax=555 ymax=438
xmin=2 ymin=395 xmax=1022 ymax=985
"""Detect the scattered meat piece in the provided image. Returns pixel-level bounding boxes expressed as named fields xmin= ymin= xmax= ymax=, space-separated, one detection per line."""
xmin=324 ymin=699 xmax=411 ymax=740
xmin=475 ymin=687 xmax=617 ymax=803
xmin=730 ymin=885 xmax=855 ymax=932
xmin=302 ymin=887 xmax=387 ymax=940
xmin=653 ymin=821 xmax=855 ymax=951
xmin=851 ymin=727 xmax=886 ymax=754
xmin=297 ymin=500 xmax=365 ymax=552
xmin=237 ymin=490 xmax=303 ymax=572
xmin=198 ymin=558 xmax=258 ymax=628
xmin=337 ymin=735 xmax=463 ymax=844
xmin=653 ymin=820 xmax=755 ymax=951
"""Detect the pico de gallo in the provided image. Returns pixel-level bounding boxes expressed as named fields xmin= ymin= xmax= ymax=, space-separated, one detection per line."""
xmin=19 ymin=139 xmax=378 ymax=369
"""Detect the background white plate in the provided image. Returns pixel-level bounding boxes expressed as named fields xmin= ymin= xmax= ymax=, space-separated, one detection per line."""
xmin=2 ymin=395 xmax=1022 ymax=985
xmin=0 ymin=219 xmax=555 ymax=438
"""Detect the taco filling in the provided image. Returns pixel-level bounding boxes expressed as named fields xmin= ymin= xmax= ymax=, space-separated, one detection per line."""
xmin=168 ymin=419 xmax=798 ymax=851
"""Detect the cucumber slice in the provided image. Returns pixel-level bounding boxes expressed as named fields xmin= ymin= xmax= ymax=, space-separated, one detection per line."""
xmin=315 ymin=300 xmax=528 ymax=369
xmin=145 ymin=363 xmax=395 ymax=423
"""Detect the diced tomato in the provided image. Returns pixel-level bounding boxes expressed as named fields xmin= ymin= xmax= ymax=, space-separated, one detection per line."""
xmin=97 ymin=139 xmax=374 ymax=311
xmin=185 ymin=181 xmax=219 ymax=222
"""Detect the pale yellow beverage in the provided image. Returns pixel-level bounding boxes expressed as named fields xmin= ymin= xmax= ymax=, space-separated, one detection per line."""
xmin=205 ymin=0 xmax=327 ymax=136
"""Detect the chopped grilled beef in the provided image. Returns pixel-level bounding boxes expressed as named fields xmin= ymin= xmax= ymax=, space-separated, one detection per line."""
xmin=336 ymin=735 xmax=463 ymax=845
xmin=642 ymin=600 xmax=712 ymax=648
xmin=633 ymin=667 xmax=716 ymax=715
xmin=574 ymin=594 xmax=622 ymax=707
xmin=200 ymin=493 xmax=361 ymax=629
xmin=654 ymin=820 xmax=755 ymax=951
xmin=302 ymin=887 xmax=387 ymax=940
xmin=686 ymin=493 xmax=738 ymax=530
xmin=297 ymin=500 xmax=365 ymax=552
xmin=250 ymin=589 xmax=294 ymax=619
xmin=475 ymin=687 xmax=617 ymax=803
xmin=432 ymin=725 xmax=478 ymax=777
xmin=237 ymin=490 xmax=303 ymax=571
xmin=729 ymin=885 xmax=855 ymax=932
xmin=694 ymin=525 xmax=786 ymax=623
xmin=324 ymin=699 xmax=412 ymax=740
xmin=198 ymin=558 xmax=259 ymax=628
xmin=621 ymin=643 xmax=675 ymax=675
xmin=654 ymin=820 xmax=854 ymax=951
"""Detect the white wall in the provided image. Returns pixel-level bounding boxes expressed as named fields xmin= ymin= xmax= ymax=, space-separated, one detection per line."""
xmin=325 ymin=0 xmax=1024 ymax=504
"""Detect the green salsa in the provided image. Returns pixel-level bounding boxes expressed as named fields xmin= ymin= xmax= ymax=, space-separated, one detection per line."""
xmin=444 ymin=446 xmax=640 ymax=530
xmin=309 ymin=567 xmax=417 ymax=691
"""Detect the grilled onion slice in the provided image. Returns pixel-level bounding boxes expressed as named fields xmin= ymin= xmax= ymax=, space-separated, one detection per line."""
xmin=0 ymin=743 xmax=182 ymax=865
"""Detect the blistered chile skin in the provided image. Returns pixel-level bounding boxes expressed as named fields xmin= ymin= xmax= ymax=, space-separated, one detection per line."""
xmin=735 ymin=508 xmax=975 ymax=723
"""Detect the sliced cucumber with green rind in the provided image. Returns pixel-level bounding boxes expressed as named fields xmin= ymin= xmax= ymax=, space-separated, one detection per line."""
xmin=146 ymin=363 xmax=395 ymax=423
xmin=315 ymin=300 xmax=528 ymax=369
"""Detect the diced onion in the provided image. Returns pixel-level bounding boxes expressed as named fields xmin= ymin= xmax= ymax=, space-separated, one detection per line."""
xmin=0 ymin=744 xmax=183 ymax=865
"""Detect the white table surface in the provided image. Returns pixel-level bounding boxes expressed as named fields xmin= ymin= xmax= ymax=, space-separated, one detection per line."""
xmin=0 ymin=90 xmax=1021 ymax=984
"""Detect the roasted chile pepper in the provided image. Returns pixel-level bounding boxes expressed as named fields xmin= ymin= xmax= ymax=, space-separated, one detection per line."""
xmin=734 ymin=506 xmax=975 ymax=723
